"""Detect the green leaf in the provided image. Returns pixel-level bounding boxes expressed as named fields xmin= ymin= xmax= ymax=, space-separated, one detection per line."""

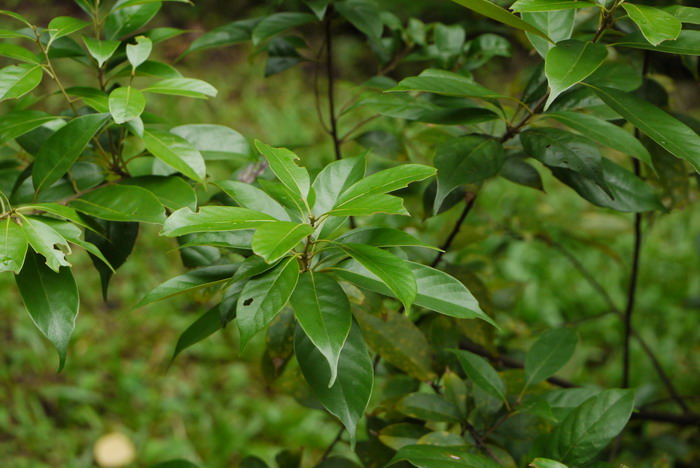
xmin=32 ymin=113 xmax=111 ymax=192
xmin=589 ymin=85 xmax=700 ymax=172
xmin=512 ymin=0 xmax=596 ymax=12
xmin=336 ymin=164 xmax=435 ymax=207
xmin=544 ymin=40 xmax=608 ymax=109
xmin=553 ymin=158 xmax=664 ymax=212
xmin=66 ymin=87 xmax=110 ymax=112
xmin=335 ymin=227 xmax=439 ymax=251
xmin=0 ymin=43 xmax=40 ymax=64
xmin=521 ymin=128 xmax=609 ymax=195
xmin=142 ymin=78 xmax=217 ymax=99
xmin=0 ymin=217 xmax=28 ymax=274
xmin=387 ymin=444 xmax=501 ymax=468
xmin=0 ymin=64 xmax=43 ymax=101
xmin=663 ymin=6 xmax=700 ymax=25
xmin=105 ymin=1 xmax=160 ymax=40
xmin=47 ymin=16 xmax=89 ymax=41
xmin=501 ymin=157 xmax=544 ymax=191
xmin=434 ymin=135 xmax=505 ymax=213
xmin=524 ymin=328 xmax=578 ymax=389
xmin=215 ymin=180 xmax=289 ymax=220
xmin=325 ymin=194 xmax=409 ymax=217
xmin=182 ymin=18 xmax=259 ymax=56
xmin=15 ymin=250 xmax=79 ymax=372
xmin=290 ymin=272 xmax=352 ymax=387
xmin=237 ymin=256 xmax=299 ymax=350
xmin=523 ymin=10 xmax=575 ymax=58
xmin=136 ymin=264 xmax=237 ymax=308
xmin=229 ymin=256 xmax=279 ymax=285
xmin=0 ymin=110 xmax=61 ymax=146
xmin=252 ymin=221 xmax=314 ymax=263
xmin=0 ymin=10 xmax=33 ymax=28
xmin=171 ymin=305 xmax=225 ymax=362
xmin=614 ymin=30 xmax=700 ymax=56
xmin=19 ymin=215 xmax=71 ymax=272
xmin=85 ymin=221 xmax=138 ymax=300
xmin=114 ymin=0 xmax=191 ymax=11
xmin=452 ymin=349 xmax=507 ymax=406
xmin=335 ymin=0 xmax=383 ymax=41
xmin=255 ymin=140 xmax=310 ymax=200
xmin=122 ymin=176 xmax=197 ymax=211
xmin=545 ymin=389 xmax=635 ymax=465
xmin=449 ymin=0 xmax=552 ymax=42
xmin=545 ymin=111 xmax=652 ymax=167
xmin=82 ymin=36 xmax=120 ymax=67
xmin=354 ymin=309 xmax=435 ymax=381
xmin=171 ymin=124 xmax=250 ymax=160
xmin=378 ymin=424 xmax=431 ymax=451
xmin=337 ymin=243 xmax=416 ymax=312
xmin=311 ymin=155 xmax=366 ymax=217
xmin=69 ymin=185 xmax=166 ymax=224
xmin=162 ymin=207 xmax=275 ymax=237
xmin=333 ymin=260 xmax=493 ymax=325
xmin=304 ymin=0 xmax=331 ymax=20
xmin=109 ymin=87 xmax=146 ymax=124
xmin=143 ymin=129 xmax=206 ymax=182
xmin=389 ymin=69 xmax=507 ymax=99
xmin=126 ymin=35 xmax=152 ymax=68
xmin=251 ymin=12 xmax=316 ymax=45
xmin=295 ymin=321 xmax=373 ymax=444
xmin=396 ymin=392 xmax=460 ymax=422
xmin=530 ymin=459 xmax=568 ymax=468
xmin=622 ymin=4 xmax=681 ymax=46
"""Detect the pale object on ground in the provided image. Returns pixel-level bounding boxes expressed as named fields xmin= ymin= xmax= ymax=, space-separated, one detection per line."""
xmin=94 ymin=432 xmax=136 ymax=467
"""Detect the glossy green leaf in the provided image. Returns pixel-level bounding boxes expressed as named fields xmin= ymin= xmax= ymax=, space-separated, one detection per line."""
xmin=82 ymin=36 xmax=120 ymax=67
xmin=171 ymin=306 xmax=225 ymax=362
xmin=449 ymin=0 xmax=552 ymax=42
xmin=66 ymin=87 xmax=109 ymax=112
xmin=544 ymin=40 xmax=607 ymax=109
xmin=387 ymin=444 xmax=501 ymax=468
xmin=162 ymin=207 xmax=275 ymax=237
xmin=325 ymin=194 xmax=409 ymax=217
xmin=501 ymin=157 xmax=544 ymax=191
xmin=109 ymin=87 xmax=146 ymax=124
xmin=295 ymin=321 xmax=373 ymax=443
xmin=105 ymin=1 xmax=160 ymax=40
xmin=304 ymin=0 xmax=331 ymax=20
xmin=337 ymin=243 xmax=416 ymax=312
xmin=614 ymin=30 xmax=700 ymax=56
xmin=511 ymin=0 xmax=595 ymax=12
xmin=32 ymin=113 xmax=110 ymax=192
xmin=523 ymin=10 xmax=575 ymax=57
xmin=183 ymin=18 xmax=259 ymax=56
xmin=0 ymin=10 xmax=33 ymax=27
xmin=310 ymin=156 xmax=365 ymax=225
xmin=15 ymin=250 xmax=79 ymax=372
xmin=0 ymin=217 xmax=28 ymax=274
xmin=622 ymin=4 xmax=681 ymax=46
xmin=114 ymin=0 xmax=191 ymax=11
xmin=590 ymin=85 xmax=700 ymax=172
xmin=142 ymin=78 xmax=217 ymax=99
xmin=545 ymin=111 xmax=652 ymax=167
xmin=290 ymin=272 xmax=352 ymax=387
xmin=0 ymin=110 xmax=61 ymax=146
xmin=0 ymin=44 xmax=40 ymax=64
xmin=136 ymin=264 xmax=237 ymax=308
xmin=172 ymin=124 xmax=250 ymax=160
xmin=524 ymin=328 xmax=578 ymax=389
xmin=19 ymin=215 xmax=71 ymax=272
xmin=396 ymin=392 xmax=460 ymax=422
xmin=663 ymin=5 xmax=700 ymax=25
xmin=86 ymin=220 xmax=139 ymax=300
xmin=335 ymin=0 xmax=383 ymax=40
xmin=354 ymin=309 xmax=435 ymax=381
xmin=251 ymin=12 xmax=316 ymax=45
xmin=378 ymin=423 xmax=431 ymax=451
xmin=215 ymin=180 xmax=289 ymax=220
xmin=333 ymin=260 xmax=492 ymax=324
xmin=252 ymin=221 xmax=314 ymax=263
xmin=336 ymin=164 xmax=435 ymax=207
xmin=70 ymin=185 xmax=166 ymax=224
xmin=335 ymin=227 xmax=438 ymax=250
xmin=434 ymin=135 xmax=504 ymax=213
xmin=237 ymin=256 xmax=299 ymax=350
xmin=126 ymin=35 xmax=152 ymax=68
xmin=18 ymin=204 xmax=99 ymax=233
xmin=47 ymin=16 xmax=89 ymax=41
xmin=530 ymin=459 xmax=568 ymax=468
xmin=0 ymin=64 xmax=43 ymax=101
xmin=122 ymin=176 xmax=196 ymax=211
xmin=143 ymin=129 xmax=206 ymax=181
xmin=452 ymin=349 xmax=507 ymax=405
xmin=521 ymin=128 xmax=609 ymax=195
xmin=553 ymin=158 xmax=664 ymax=212
xmin=389 ymin=69 xmax=507 ymax=99
xmin=545 ymin=389 xmax=635 ymax=465
xmin=255 ymin=140 xmax=310 ymax=201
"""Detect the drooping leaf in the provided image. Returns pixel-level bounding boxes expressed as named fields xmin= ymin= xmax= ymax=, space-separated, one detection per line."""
xmin=15 ymin=250 xmax=79 ymax=372
xmin=251 ymin=221 xmax=314 ymax=263
xmin=126 ymin=35 xmax=153 ymax=68
xmin=544 ymin=389 xmax=635 ymax=465
xmin=0 ymin=217 xmax=28 ymax=274
xmin=590 ymin=85 xmax=700 ymax=172
xmin=290 ymin=272 xmax=352 ymax=387
xmin=19 ymin=215 xmax=71 ymax=272
xmin=295 ymin=321 xmax=373 ymax=444
xmin=254 ymin=140 xmax=310 ymax=201
xmin=0 ymin=64 xmax=43 ymax=101
xmin=0 ymin=110 xmax=61 ymax=145
xmin=136 ymin=264 xmax=238 ymax=308
xmin=70 ymin=185 xmax=166 ymax=223
xmin=449 ymin=0 xmax=552 ymax=42
xmin=501 ymin=157 xmax=544 ymax=191
xmin=142 ymin=78 xmax=217 ymax=99
xmin=622 ymin=4 xmax=681 ymax=46
xmin=335 ymin=0 xmax=383 ymax=40
xmin=524 ymin=328 xmax=578 ymax=389
xmin=85 ymin=220 xmax=139 ymax=299
xmin=143 ymin=129 xmax=206 ymax=182
xmin=614 ymin=30 xmax=700 ymax=55
xmin=237 ymin=256 xmax=299 ymax=350
xmin=0 ymin=43 xmax=40 ymax=64
xmin=544 ymin=40 xmax=608 ymax=109
xmin=452 ymin=349 xmax=507 ymax=406
xmin=387 ymin=444 xmax=501 ymax=468
xmin=82 ymin=36 xmax=120 ymax=67
xmin=109 ymin=87 xmax=146 ymax=124
xmin=161 ymin=207 xmax=275 ymax=237
xmin=523 ymin=10 xmax=575 ymax=57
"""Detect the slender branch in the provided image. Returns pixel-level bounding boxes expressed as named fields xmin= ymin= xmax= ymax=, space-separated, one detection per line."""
xmin=324 ymin=13 xmax=342 ymax=161
xmin=319 ymin=427 xmax=344 ymax=462
xmin=622 ymin=196 xmax=642 ymax=389
xmin=591 ymin=0 xmax=624 ymax=43
xmin=430 ymin=192 xmax=477 ymax=268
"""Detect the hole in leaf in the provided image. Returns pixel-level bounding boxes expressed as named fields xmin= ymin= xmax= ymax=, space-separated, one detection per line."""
xmin=243 ymin=298 xmax=254 ymax=306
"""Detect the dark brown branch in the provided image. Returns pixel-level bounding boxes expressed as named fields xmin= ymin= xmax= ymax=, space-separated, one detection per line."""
xmin=430 ymin=192 xmax=477 ymax=268
xmin=324 ymin=14 xmax=342 ymax=161
xmin=622 ymin=202 xmax=642 ymax=389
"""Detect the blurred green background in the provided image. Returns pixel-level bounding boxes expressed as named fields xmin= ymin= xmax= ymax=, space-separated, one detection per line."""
xmin=1 ymin=1 xmax=699 ymax=467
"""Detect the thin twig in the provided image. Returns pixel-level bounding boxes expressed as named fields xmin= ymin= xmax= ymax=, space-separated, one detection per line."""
xmin=319 ymin=427 xmax=344 ymax=461
xmin=324 ymin=14 xmax=342 ymax=161
xmin=430 ymin=192 xmax=477 ymax=268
